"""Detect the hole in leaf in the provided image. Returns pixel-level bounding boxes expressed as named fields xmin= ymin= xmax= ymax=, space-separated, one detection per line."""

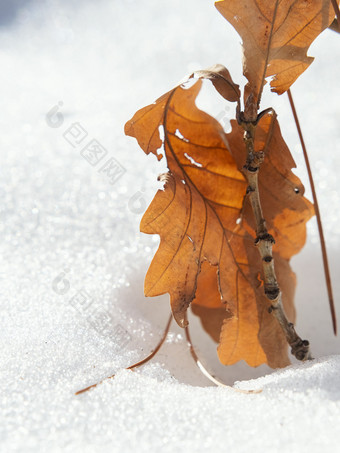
xmin=175 ymin=129 xmax=189 ymax=142
xmin=184 ymin=152 xmax=202 ymax=168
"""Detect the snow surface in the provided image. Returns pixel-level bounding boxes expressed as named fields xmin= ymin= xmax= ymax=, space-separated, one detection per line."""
xmin=0 ymin=0 xmax=340 ymax=452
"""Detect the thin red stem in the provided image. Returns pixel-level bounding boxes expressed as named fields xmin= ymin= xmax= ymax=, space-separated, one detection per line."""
xmin=75 ymin=314 xmax=173 ymax=395
xmin=287 ymin=88 xmax=337 ymax=335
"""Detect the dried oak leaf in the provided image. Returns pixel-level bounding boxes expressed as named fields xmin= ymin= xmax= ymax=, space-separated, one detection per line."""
xmin=215 ymin=0 xmax=339 ymax=103
xmin=192 ymin=64 xmax=241 ymax=102
xmin=125 ymin=75 xmax=313 ymax=367
xmin=193 ymin=109 xmax=314 ymax=367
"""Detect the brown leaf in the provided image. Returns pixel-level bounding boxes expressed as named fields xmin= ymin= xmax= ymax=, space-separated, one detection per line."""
xmin=215 ymin=0 xmax=338 ymax=103
xmin=191 ymin=64 xmax=241 ymax=102
xmin=125 ymin=76 xmax=313 ymax=368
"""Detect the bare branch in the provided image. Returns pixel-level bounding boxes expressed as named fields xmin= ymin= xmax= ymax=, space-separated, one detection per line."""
xmin=239 ymin=108 xmax=313 ymax=362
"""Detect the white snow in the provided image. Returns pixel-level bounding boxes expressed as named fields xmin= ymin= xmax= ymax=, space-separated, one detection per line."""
xmin=0 ymin=0 xmax=340 ymax=452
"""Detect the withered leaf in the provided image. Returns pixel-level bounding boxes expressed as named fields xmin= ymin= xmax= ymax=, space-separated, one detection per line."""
xmin=215 ymin=0 xmax=339 ymax=103
xmin=126 ymin=78 xmax=245 ymax=328
xmin=125 ymin=74 xmax=313 ymax=368
xmin=191 ymin=64 xmax=241 ymax=102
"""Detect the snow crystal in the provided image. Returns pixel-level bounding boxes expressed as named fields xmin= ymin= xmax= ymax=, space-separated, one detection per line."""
xmin=0 ymin=0 xmax=339 ymax=452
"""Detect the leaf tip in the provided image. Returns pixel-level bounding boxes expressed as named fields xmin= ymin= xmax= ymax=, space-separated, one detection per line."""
xmin=173 ymin=309 xmax=189 ymax=328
